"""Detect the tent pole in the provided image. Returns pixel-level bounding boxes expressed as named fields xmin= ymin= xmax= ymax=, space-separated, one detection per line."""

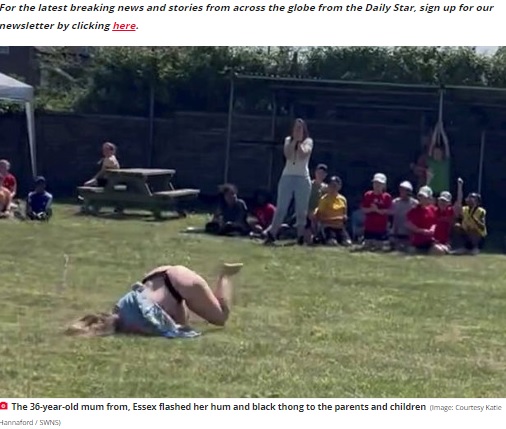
xmin=478 ymin=130 xmax=486 ymax=194
xmin=224 ymin=70 xmax=235 ymax=183
xmin=25 ymin=101 xmax=37 ymax=177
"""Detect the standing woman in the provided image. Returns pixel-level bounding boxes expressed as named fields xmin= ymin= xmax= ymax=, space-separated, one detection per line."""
xmin=265 ymin=118 xmax=313 ymax=245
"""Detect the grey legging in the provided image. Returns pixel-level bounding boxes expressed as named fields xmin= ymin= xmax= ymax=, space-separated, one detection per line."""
xmin=269 ymin=174 xmax=311 ymax=238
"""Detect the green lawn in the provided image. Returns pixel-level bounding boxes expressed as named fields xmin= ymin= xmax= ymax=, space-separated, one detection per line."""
xmin=1 ymin=205 xmax=506 ymax=398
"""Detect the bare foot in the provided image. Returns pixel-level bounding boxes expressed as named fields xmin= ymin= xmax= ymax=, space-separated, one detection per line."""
xmin=220 ymin=262 xmax=243 ymax=276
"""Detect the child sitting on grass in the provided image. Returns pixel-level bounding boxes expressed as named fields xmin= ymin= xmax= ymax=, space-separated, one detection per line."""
xmin=303 ymin=163 xmax=329 ymax=243
xmin=26 ymin=176 xmax=53 ymax=221
xmin=361 ymin=173 xmax=393 ymax=250
xmin=405 ymin=186 xmax=444 ymax=255
xmin=453 ymin=177 xmax=487 ymax=255
xmin=433 ymin=190 xmax=455 ymax=253
xmin=0 ymin=159 xmax=17 ymax=198
xmin=205 ymin=184 xmax=249 ymax=236
xmin=248 ymin=189 xmax=276 ymax=238
xmin=0 ymin=174 xmax=13 ymax=219
xmin=312 ymin=176 xmax=351 ymax=246
xmin=390 ymin=181 xmax=418 ymax=251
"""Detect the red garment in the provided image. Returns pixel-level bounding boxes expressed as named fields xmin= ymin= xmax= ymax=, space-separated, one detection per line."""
xmin=253 ymin=203 xmax=275 ymax=229
xmin=1 ymin=173 xmax=16 ymax=194
xmin=434 ymin=206 xmax=454 ymax=245
xmin=407 ymin=204 xmax=437 ymax=246
xmin=361 ymin=191 xmax=393 ymax=233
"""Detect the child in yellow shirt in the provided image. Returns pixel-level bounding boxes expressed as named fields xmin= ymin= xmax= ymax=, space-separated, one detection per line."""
xmin=453 ymin=177 xmax=487 ymax=255
xmin=313 ymin=176 xmax=351 ymax=246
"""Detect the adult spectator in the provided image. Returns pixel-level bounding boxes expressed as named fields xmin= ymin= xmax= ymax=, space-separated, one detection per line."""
xmin=265 ymin=118 xmax=313 ymax=245
xmin=84 ymin=142 xmax=120 ymax=187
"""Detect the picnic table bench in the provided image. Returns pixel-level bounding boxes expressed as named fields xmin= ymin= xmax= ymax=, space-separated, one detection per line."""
xmin=77 ymin=168 xmax=200 ymax=219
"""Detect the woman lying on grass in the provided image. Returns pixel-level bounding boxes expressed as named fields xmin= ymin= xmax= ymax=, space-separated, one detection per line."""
xmin=65 ymin=262 xmax=243 ymax=338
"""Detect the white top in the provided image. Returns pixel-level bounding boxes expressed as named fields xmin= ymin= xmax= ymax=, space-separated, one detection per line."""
xmin=102 ymin=155 xmax=120 ymax=169
xmin=281 ymin=137 xmax=313 ymax=177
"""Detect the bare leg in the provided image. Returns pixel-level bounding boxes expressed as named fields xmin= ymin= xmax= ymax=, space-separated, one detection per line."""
xmin=171 ymin=263 xmax=242 ymax=327
xmin=212 ymin=263 xmax=243 ymax=320
xmin=429 ymin=244 xmax=447 ymax=256
xmin=212 ymin=275 xmax=233 ymax=322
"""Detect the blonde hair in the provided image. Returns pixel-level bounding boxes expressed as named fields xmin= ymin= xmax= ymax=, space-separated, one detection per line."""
xmin=65 ymin=313 xmax=118 ymax=337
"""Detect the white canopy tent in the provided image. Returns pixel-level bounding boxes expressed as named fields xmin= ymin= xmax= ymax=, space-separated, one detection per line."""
xmin=0 ymin=72 xmax=37 ymax=177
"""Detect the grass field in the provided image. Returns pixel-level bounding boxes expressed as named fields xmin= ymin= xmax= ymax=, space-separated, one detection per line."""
xmin=1 ymin=205 xmax=506 ymax=398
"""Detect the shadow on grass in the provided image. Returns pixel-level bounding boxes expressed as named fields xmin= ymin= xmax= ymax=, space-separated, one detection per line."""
xmin=72 ymin=210 xmax=183 ymax=223
xmin=180 ymin=226 xmax=302 ymax=248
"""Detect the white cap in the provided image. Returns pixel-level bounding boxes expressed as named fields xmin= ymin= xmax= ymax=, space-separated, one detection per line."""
xmin=399 ymin=181 xmax=413 ymax=191
xmin=417 ymin=186 xmax=433 ymax=198
xmin=372 ymin=173 xmax=387 ymax=184
xmin=438 ymin=191 xmax=452 ymax=202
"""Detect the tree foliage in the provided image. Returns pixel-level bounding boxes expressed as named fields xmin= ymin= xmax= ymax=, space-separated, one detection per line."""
xmin=36 ymin=46 xmax=506 ymax=116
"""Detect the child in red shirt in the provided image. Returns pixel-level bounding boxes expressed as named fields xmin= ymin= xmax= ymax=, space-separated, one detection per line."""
xmin=249 ymin=189 xmax=276 ymax=238
xmin=406 ymin=186 xmax=447 ymax=255
xmin=433 ymin=191 xmax=455 ymax=251
xmin=361 ymin=173 xmax=392 ymax=250
xmin=0 ymin=159 xmax=17 ymax=197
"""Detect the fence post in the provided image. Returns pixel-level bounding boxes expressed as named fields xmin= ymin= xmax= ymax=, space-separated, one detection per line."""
xmin=147 ymin=82 xmax=155 ymax=167
xmin=223 ymin=70 xmax=235 ymax=184
xmin=478 ymin=130 xmax=486 ymax=194
xmin=268 ymin=92 xmax=277 ymax=191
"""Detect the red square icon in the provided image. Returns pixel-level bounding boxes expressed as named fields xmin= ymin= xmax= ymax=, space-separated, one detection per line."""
xmin=0 ymin=402 xmax=8 ymax=410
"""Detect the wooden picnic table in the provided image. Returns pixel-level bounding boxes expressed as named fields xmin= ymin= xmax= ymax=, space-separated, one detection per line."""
xmin=77 ymin=168 xmax=200 ymax=219
xmin=109 ymin=168 xmax=175 ymax=176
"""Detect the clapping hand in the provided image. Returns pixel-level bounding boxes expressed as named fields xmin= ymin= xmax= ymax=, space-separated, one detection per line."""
xmin=420 ymin=225 xmax=436 ymax=236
